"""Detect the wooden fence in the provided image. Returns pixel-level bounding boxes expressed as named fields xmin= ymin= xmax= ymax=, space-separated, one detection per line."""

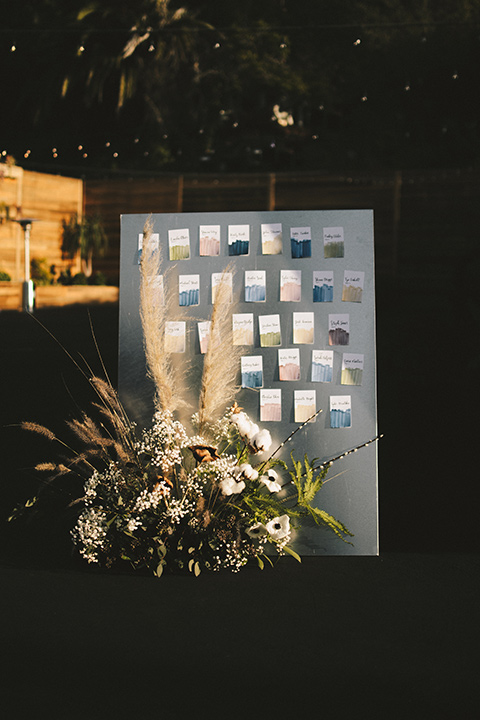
xmin=0 ymin=164 xmax=83 ymax=283
xmin=86 ymin=167 xmax=480 ymax=283
xmin=3 ymin=165 xmax=479 ymax=295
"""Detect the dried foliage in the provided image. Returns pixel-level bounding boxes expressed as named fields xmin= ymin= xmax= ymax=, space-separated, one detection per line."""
xmin=197 ymin=265 xmax=241 ymax=436
xmin=139 ymin=216 xmax=179 ymax=413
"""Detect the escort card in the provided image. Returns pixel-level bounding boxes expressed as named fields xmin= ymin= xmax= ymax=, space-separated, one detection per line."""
xmin=241 ymin=355 xmax=263 ymax=389
xmin=137 ymin=232 xmax=159 ymax=263
xmin=328 ymin=314 xmax=350 ymax=346
xmin=342 ymin=270 xmax=364 ymax=303
xmin=290 ymin=226 xmax=312 ymax=258
xmin=211 ymin=272 xmax=233 ymax=304
xmin=178 ymin=274 xmax=200 ymax=306
xmin=278 ymin=348 xmax=300 ymax=381
xmin=323 ymin=226 xmax=344 ymax=258
xmin=311 ymin=349 xmax=334 ymax=383
xmin=261 ymin=223 xmax=283 ymax=255
xmin=228 ymin=224 xmax=250 ymax=256
xmin=168 ymin=228 xmax=190 ymax=261
xmin=151 ymin=275 xmax=164 ymax=306
xmin=330 ymin=395 xmax=352 ymax=428
xmin=280 ymin=270 xmax=302 ymax=302
xmin=260 ymin=389 xmax=282 ymax=422
xmin=232 ymin=313 xmax=254 ymax=346
xmin=341 ymin=353 xmax=364 ymax=385
xmin=245 ymin=270 xmax=266 ymax=302
xmin=293 ymin=312 xmax=314 ymax=344
xmin=259 ymin=314 xmax=282 ymax=347
xmin=199 ymin=225 xmax=221 ymax=256
xmin=313 ymin=270 xmax=334 ymax=302
xmin=197 ymin=321 xmax=211 ymax=354
xmin=294 ymin=390 xmax=317 ymax=423
xmin=164 ymin=321 xmax=186 ymax=353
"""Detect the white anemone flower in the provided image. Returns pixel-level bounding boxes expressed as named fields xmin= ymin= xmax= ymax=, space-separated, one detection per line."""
xmin=266 ymin=514 xmax=290 ymax=540
xmin=234 ymin=463 xmax=259 ymax=481
xmin=251 ymin=428 xmax=272 ymax=452
xmin=259 ymin=468 xmax=281 ymax=493
xmin=246 ymin=522 xmax=268 ymax=539
xmin=220 ymin=475 xmax=246 ymax=496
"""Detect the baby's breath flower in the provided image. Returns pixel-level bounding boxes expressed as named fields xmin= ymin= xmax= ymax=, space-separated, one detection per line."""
xmin=71 ymin=507 xmax=108 ymax=563
xmin=134 ymin=483 xmax=170 ymax=513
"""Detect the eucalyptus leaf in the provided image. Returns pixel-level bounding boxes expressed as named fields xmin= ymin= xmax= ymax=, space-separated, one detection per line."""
xmin=282 ymin=545 xmax=302 ymax=563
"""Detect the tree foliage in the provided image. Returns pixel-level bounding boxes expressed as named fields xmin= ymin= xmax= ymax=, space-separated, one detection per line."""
xmin=61 ymin=213 xmax=108 ymax=277
xmin=2 ymin=0 xmax=480 ymax=173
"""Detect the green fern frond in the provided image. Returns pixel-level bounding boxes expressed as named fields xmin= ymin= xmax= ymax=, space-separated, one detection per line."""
xmin=240 ymin=491 xmax=302 ymax=522
xmin=306 ymin=506 xmax=354 ymax=543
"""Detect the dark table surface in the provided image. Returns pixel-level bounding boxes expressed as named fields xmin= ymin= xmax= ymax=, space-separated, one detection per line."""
xmin=1 ymin=300 xmax=479 ymax=718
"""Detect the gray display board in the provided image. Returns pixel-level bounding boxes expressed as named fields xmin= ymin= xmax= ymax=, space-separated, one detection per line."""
xmin=118 ymin=210 xmax=378 ymax=555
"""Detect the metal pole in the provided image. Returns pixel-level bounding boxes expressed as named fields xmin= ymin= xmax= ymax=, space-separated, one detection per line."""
xmin=23 ymin=222 xmax=34 ymax=311
xmin=16 ymin=218 xmax=36 ymax=312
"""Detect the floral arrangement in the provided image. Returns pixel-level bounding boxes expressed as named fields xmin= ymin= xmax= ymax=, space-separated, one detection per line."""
xmin=9 ymin=219 xmax=379 ymax=576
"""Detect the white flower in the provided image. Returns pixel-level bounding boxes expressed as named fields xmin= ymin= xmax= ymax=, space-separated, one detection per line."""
xmin=220 ymin=475 xmax=246 ymax=496
xmin=244 ymin=422 xmax=260 ymax=441
xmin=231 ymin=412 xmax=259 ymax=441
xmin=230 ymin=412 xmax=252 ymax=437
xmin=234 ymin=463 xmax=259 ymax=481
xmin=251 ymin=429 xmax=272 ymax=452
xmin=127 ymin=517 xmax=142 ymax=532
xmin=266 ymin=514 xmax=290 ymax=540
xmin=259 ymin=469 xmax=282 ymax=493
xmin=246 ymin=522 xmax=268 ymax=539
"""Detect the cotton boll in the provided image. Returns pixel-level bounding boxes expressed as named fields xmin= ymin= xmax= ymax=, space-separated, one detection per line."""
xmin=220 ymin=475 xmax=246 ymax=496
xmin=234 ymin=463 xmax=259 ymax=481
xmin=244 ymin=422 xmax=260 ymax=440
xmin=231 ymin=412 xmax=253 ymax=438
xmin=251 ymin=429 xmax=272 ymax=452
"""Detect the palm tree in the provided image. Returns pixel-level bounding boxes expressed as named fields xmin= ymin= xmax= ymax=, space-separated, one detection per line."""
xmin=61 ymin=213 xmax=108 ymax=279
xmin=62 ymin=1 xmax=209 ymax=116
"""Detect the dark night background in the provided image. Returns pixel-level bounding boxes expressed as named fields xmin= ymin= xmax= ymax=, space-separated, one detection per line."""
xmin=1 ymin=2 xmax=479 ymax=718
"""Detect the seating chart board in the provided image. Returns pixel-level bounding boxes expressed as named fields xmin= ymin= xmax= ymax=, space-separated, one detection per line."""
xmin=119 ymin=210 xmax=378 ymax=555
